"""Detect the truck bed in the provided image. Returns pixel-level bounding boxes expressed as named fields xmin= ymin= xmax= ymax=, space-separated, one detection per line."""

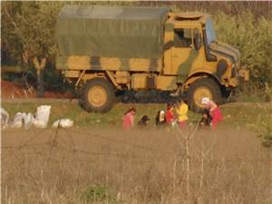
xmin=56 ymin=5 xmax=169 ymax=59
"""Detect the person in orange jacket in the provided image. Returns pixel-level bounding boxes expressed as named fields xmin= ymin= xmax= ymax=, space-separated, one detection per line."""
xmin=176 ymin=99 xmax=189 ymax=129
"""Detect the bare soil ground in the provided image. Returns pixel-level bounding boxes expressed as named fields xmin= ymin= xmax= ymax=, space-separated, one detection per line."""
xmin=2 ymin=127 xmax=272 ymax=204
xmin=1 ymin=80 xmax=72 ymax=99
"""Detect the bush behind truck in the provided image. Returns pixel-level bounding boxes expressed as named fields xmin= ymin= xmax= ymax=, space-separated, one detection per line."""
xmin=56 ymin=5 xmax=249 ymax=113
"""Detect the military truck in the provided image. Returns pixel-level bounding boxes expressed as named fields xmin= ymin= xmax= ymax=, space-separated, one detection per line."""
xmin=56 ymin=5 xmax=249 ymax=112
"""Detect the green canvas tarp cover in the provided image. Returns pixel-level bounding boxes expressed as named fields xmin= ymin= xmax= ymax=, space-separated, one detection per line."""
xmin=56 ymin=5 xmax=169 ymax=59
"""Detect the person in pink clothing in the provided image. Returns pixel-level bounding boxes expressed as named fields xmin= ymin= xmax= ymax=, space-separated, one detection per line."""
xmin=122 ymin=107 xmax=136 ymax=129
xmin=201 ymin=97 xmax=223 ymax=130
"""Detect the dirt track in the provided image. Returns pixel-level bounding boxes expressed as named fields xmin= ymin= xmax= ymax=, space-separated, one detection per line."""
xmin=1 ymin=97 xmax=78 ymax=104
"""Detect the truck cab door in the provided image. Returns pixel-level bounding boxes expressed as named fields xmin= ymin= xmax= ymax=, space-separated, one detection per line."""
xmin=169 ymin=28 xmax=204 ymax=82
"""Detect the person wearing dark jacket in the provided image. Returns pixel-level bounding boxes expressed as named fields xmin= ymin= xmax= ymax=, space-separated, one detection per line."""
xmin=199 ymin=108 xmax=212 ymax=128
xmin=137 ymin=115 xmax=150 ymax=127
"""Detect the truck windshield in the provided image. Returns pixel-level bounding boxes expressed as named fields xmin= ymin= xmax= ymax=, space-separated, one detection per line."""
xmin=206 ymin=17 xmax=217 ymax=46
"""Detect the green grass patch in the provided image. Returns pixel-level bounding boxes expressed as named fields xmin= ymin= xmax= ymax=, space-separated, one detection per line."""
xmin=221 ymin=102 xmax=272 ymax=130
xmin=80 ymin=185 xmax=117 ymax=204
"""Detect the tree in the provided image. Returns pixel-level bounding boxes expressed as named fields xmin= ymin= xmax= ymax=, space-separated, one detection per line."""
xmin=1 ymin=1 xmax=139 ymax=65
xmin=2 ymin=1 xmax=63 ymax=96
xmin=2 ymin=2 xmax=61 ymax=62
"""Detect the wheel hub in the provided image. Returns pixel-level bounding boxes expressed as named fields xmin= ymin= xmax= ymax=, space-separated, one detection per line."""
xmin=88 ymin=86 xmax=107 ymax=107
xmin=194 ymin=87 xmax=213 ymax=108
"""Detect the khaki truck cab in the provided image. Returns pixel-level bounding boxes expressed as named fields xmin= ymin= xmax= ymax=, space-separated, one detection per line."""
xmin=56 ymin=6 xmax=249 ymax=112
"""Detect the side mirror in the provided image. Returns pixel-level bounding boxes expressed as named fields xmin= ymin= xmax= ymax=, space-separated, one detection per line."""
xmin=194 ymin=33 xmax=201 ymax=50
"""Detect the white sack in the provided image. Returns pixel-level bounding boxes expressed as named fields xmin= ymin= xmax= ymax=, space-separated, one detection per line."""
xmin=52 ymin=119 xmax=74 ymax=128
xmin=33 ymin=105 xmax=51 ymax=128
xmin=1 ymin=107 xmax=9 ymax=128
xmin=11 ymin=112 xmax=26 ymax=128
xmin=24 ymin=113 xmax=34 ymax=129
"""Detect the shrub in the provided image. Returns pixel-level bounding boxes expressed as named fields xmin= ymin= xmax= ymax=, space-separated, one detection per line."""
xmin=256 ymin=120 xmax=272 ymax=148
xmin=80 ymin=185 xmax=116 ymax=203
xmin=213 ymin=11 xmax=272 ymax=90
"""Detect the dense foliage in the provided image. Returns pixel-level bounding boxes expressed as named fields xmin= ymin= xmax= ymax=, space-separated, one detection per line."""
xmin=1 ymin=1 xmax=272 ymax=98
xmin=213 ymin=11 xmax=272 ymax=93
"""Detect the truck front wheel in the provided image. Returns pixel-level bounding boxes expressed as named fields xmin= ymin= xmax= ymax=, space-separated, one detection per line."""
xmin=83 ymin=78 xmax=115 ymax=113
xmin=187 ymin=78 xmax=222 ymax=113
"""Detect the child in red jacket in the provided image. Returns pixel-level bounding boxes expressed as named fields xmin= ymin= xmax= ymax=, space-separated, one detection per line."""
xmin=165 ymin=103 xmax=175 ymax=127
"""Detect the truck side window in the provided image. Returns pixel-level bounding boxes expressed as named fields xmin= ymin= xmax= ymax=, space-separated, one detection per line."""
xmin=174 ymin=29 xmax=192 ymax=48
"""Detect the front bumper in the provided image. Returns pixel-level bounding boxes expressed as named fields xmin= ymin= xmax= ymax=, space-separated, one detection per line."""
xmin=237 ymin=68 xmax=250 ymax=81
xmin=228 ymin=67 xmax=249 ymax=87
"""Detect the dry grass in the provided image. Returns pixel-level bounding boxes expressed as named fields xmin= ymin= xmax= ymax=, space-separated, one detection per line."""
xmin=2 ymin=126 xmax=272 ymax=204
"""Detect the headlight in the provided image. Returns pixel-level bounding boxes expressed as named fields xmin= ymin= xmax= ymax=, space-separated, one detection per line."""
xmin=217 ymin=60 xmax=228 ymax=78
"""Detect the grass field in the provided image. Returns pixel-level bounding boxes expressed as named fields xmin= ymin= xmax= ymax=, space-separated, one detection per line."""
xmin=1 ymin=100 xmax=272 ymax=204
xmin=2 ymin=99 xmax=272 ymax=129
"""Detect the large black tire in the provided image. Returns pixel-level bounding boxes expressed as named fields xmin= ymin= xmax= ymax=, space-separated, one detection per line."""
xmin=83 ymin=78 xmax=115 ymax=113
xmin=187 ymin=78 xmax=222 ymax=113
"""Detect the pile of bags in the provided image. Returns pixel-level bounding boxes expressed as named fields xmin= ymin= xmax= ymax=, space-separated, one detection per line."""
xmin=1 ymin=105 xmax=74 ymax=129
xmin=1 ymin=107 xmax=9 ymax=129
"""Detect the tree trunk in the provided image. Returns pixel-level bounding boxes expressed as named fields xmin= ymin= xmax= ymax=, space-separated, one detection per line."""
xmin=33 ymin=57 xmax=46 ymax=98
xmin=37 ymin=70 xmax=44 ymax=98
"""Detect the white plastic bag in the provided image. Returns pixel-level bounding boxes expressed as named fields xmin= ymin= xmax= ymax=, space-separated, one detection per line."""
xmin=171 ymin=119 xmax=178 ymax=128
xmin=1 ymin=107 xmax=9 ymax=128
xmin=33 ymin=105 xmax=51 ymax=128
xmin=24 ymin=113 xmax=34 ymax=129
xmin=52 ymin=119 xmax=74 ymax=128
xmin=11 ymin=112 xmax=26 ymax=128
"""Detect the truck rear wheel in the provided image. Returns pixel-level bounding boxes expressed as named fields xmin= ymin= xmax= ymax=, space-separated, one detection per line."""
xmin=187 ymin=78 xmax=222 ymax=113
xmin=83 ymin=78 xmax=115 ymax=113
